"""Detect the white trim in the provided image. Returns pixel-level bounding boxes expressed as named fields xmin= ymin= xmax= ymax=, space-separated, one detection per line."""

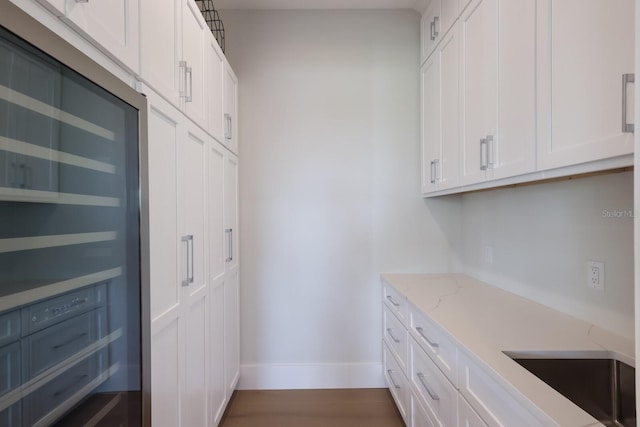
xmin=0 ymin=136 xmax=116 ymax=173
xmin=0 ymin=231 xmax=117 ymax=253
xmin=237 ymin=362 xmax=385 ymax=390
xmin=0 ymin=84 xmax=115 ymax=141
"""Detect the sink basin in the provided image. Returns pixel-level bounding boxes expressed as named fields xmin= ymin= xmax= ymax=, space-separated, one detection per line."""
xmin=504 ymin=351 xmax=636 ymax=427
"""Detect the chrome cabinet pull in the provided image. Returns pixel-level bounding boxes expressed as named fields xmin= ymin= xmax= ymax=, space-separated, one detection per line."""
xmin=75 ymin=0 xmax=89 ymax=3
xmin=228 ymin=115 xmax=233 ymax=140
xmin=387 ymin=369 xmax=401 ymax=389
xmin=486 ymin=135 xmax=495 ymax=168
xmin=224 ymin=113 xmax=232 ymax=140
xmin=386 ymin=328 xmax=401 ymax=343
xmin=433 ymin=158 xmax=440 ymax=183
xmin=225 ymin=228 xmax=233 ymax=262
xmin=417 ymin=372 xmax=440 ymax=401
xmin=430 ymin=20 xmax=435 ymax=41
xmin=185 ymin=66 xmax=193 ymax=103
xmin=622 ymin=73 xmax=634 ymax=133
xmin=181 ymin=235 xmax=194 ymax=286
xmin=386 ymin=295 xmax=400 ymax=307
xmin=52 ymin=332 xmax=88 ymax=350
xmin=433 ymin=16 xmax=439 ymax=38
xmin=429 ymin=160 xmax=436 ymax=184
xmin=179 ymin=61 xmax=187 ymax=100
xmin=415 ymin=326 xmax=439 ymax=348
xmin=480 ymin=138 xmax=488 ymax=171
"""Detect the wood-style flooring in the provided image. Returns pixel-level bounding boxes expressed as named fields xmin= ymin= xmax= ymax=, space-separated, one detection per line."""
xmin=220 ymin=388 xmax=405 ymax=427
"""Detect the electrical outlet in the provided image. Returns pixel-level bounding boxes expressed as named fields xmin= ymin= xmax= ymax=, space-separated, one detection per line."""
xmin=587 ymin=261 xmax=605 ymax=291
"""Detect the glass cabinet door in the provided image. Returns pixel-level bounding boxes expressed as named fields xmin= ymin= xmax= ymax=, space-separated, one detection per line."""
xmin=0 ymin=25 xmax=142 ymax=426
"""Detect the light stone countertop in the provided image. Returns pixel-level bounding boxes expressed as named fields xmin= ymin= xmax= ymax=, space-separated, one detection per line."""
xmin=381 ymin=273 xmax=635 ymax=427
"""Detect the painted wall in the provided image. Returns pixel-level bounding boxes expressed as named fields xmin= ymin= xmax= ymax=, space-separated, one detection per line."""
xmin=220 ymin=9 xmax=459 ymax=389
xmin=458 ymin=172 xmax=634 ymax=339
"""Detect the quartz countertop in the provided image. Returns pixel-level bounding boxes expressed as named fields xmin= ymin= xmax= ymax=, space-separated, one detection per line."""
xmin=381 ymin=273 xmax=634 ymax=427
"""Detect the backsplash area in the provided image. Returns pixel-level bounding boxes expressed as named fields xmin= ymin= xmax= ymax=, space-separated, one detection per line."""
xmin=456 ymin=171 xmax=634 ymax=339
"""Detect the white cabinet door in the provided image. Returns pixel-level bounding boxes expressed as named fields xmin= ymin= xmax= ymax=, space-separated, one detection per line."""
xmin=421 ymin=0 xmax=458 ymax=65
xmin=207 ymin=139 xmax=227 ymax=425
xmin=64 ymin=0 xmax=140 ymax=72
xmin=206 ymin=36 xmax=225 ymax=144
xmin=181 ymin=0 xmax=207 ymax=129
xmin=491 ymin=0 xmax=536 ymax=180
xmin=223 ymin=65 xmax=238 ymax=155
xmin=460 ymin=0 xmax=497 ymax=186
xmin=147 ymin=90 xmax=182 ymax=427
xmin=421 ymin=24 xmax=460 ymax=194
xmin=140 ymin=0 xmax=182 ymax=106
xmin=421 ymin=55 xmax=440 ymax=194
xmin=179 ymin=122 xmax=208 ymax=427
xmin=224 ymin=270 xmax=240 ymax=395
xmin=537 ymin=0 xmax=635 ymax=170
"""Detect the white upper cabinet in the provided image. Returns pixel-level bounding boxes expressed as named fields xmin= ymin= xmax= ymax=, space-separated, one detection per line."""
xmin=140 ymin=0 xmax=221 ymax=131
xmin=181 ymin=0 xmax=208 ymax=128
xmin=537 ymin=0 xmax=635 ymax=170
xmin=207 ymin=36 xmax=225 ymax=143
xmin=223 ymin=65 xmax=239 ymax=155
xmin=459 ymin=0 xmax=497 ymax=186
xmin=421 ymin=24 xmax=460 ymax=194
xmin=35 ymin=0 xmax=140 ymax=72
xmin=459 ymin=0 xmax=536 ymax=186
xmin=421 ymin=0 xmax=458 ymax=64
xmin=140 ymin=0 xmax=182 ymax=105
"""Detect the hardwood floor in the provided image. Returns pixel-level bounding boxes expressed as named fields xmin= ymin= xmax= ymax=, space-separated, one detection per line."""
xmin=220 ymin=388 xmax=405 ymax=427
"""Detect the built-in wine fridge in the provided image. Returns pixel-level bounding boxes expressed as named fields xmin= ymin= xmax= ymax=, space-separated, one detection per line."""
xmin=0 ymin=3 xmax=149 ymax=426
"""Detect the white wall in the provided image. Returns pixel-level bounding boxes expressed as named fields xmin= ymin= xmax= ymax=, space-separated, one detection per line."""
xmin=221 ymin=9 xmax=459 ymax=389
xmin=458 ymin=172 xmax=635 ymax=339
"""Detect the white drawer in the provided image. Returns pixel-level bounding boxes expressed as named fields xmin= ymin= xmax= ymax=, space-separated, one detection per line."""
xmin=410 ymin=337 xmax=457 ymax=427
xmin=410 ymin=394 xmax=437 ymax=427
xmin=457 ymin=350 xmax=550 ymax=427
xmin=382 ymin=281 xmax=408 ymax=326
xmin=383 ymin=341 xmax=410 ymax=424
xmin=458 ymin=394 xmax=488 ymax=427
xmin=409 ymin=305 xmax=458 ymax=386
xmin=383 ymin=304 xmax=408 ymax=373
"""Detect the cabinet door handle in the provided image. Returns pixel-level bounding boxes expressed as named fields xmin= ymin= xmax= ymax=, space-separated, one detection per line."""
xmin=75 ymin=0 xmax=89 ymax=2
xmin=181 ymin=235 xmax=194 ymax=286
xmin=429 ymin=160 xmax=435 ymax=184
xmin=486 ymin=135 xmax=495 ymax=168
xmin=225 ymin=228 xmax=233 ymax=262
xmin=430 ymin=19 xmax=436 ymax=41
xmin=417 ymin=372 xmax=440 ymax=401
xmin=386 ymin=328 xmax=401 ymax=343
xmin=179 ymin=61 xmax=188 ymax=100
xmin=185 ymin=66 xmax=193 ymax=103
xmin=387 ymin=369 xmax=401 ymax=389
xmin=433 ymin=158 xmax=439 ymax=183
xmin=415 ymin=326 xmax=439 ymax=348
xmin=433 ymin=16 xmax=439 ymax=38
xmin=386 ymin=295 xmax=400 ymax=307
xmin=622 ymin=73 xmax=634 ymax=133
xmin=480 ymin=138 xmax=488 ymax=171
xmin=228 ymin=114 xmax=233 ymax=140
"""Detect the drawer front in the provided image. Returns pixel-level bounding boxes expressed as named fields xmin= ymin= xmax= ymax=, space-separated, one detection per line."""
xmin=22 ymin=284 xmax=106 ymax=335
xmin=22 ymin=349 xmax=106 ymax=426
xmin=0 ymin=311 xmax=20 ymax=348
xmin=0 ymin=342 xmax=20 ymax=397
xmin=458 ymin=394 xmax=488 ymax=427
xmin=383 ymin=341 xmax=410 ymax=424
xmin=383 ymin=282 xmax=408 ymax=326
xmin=457 ymin=350 xmax=550 ymax=427
xmin=411 ymin=394 xmax=437 ymax=427
xmin=409 ymin=305 xmax=458 ymax=386
xmin=383 ymin=305 xmax=408 ymax=372
xmin=22 ymin=308 xmax=106 ymax=380
xmin=410 ymin=338 xmax=457 ymax=427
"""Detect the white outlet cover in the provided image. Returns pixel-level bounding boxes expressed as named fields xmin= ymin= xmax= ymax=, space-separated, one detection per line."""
xmin=587 ymin=261 xmax=605 ymax=291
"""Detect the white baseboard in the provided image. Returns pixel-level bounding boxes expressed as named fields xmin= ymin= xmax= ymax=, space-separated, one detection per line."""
xmin=237 ymin=362 xmax=385 ymax=390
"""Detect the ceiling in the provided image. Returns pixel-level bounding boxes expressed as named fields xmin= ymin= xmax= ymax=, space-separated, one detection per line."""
xmin=214 ymin=0 xmax=428 ymax=12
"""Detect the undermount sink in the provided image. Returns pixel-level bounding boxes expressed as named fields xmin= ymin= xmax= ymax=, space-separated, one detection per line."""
xmin=504 ymin=351 xmax=636 ymax=427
